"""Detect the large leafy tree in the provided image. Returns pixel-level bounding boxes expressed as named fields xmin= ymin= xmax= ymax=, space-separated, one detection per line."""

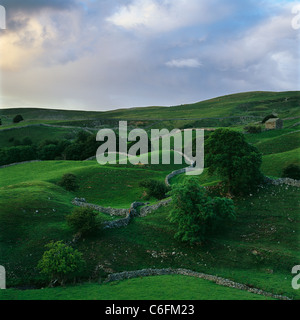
xmin=38 ymin=241 xmax=85 ymax=286
xmin=205 ymin=129 xmax=263 ymax=195
xmin=168 ymin=178 xmax=235 ymax=244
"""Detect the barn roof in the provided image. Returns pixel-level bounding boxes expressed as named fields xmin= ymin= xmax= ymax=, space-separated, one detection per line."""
xmin=265 ymin=118 xmax=281 ymax=123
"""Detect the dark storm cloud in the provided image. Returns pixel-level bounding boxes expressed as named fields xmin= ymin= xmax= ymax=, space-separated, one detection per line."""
xmin=0 ymin=0 xmax=77 ymax=11
xmin=0 ymin=0 xmax=79 ymax=31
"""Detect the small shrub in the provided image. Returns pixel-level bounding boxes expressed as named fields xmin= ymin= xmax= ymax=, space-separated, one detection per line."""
xmin=282 ymin=164 xmax=300 ymax=180
xmin=13 ymin=115 xmax=24 ymax=124
xmin=13 ymin=139 xmax=21 ymax=146
xmin=140 ymin=179 xmax=170 ymax=200
xmin=58 ymin=173 xmax=79 ymax=191
xmin=21 ymin=137 xmax=33 ymax=146
xmin=66 ymin=207 xmax=98 ymax=235
xmin=244 ymin=125 xmax=262 ymax=134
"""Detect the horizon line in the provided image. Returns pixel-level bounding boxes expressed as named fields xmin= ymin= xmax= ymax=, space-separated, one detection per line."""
xmin=0 ymin=90 xmax=299 ymax=113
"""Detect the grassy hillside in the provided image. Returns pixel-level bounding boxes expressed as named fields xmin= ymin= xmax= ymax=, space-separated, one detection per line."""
xmin=0 ymin=90 xmax=299 ymax=300
xmin=0 ymin=161 xmax=299 ymax=299
xmin=0 ymin=126 xmax=83 ymax=148
xmin=1 ymin=91 xmax=299 ymax=125
xmin=0 ymin=275 xmax=273 ymax=300
xmin=0 ymin=160 xmax=180 ymax=208
xmin=247 ymin=130 xmax=300 ymax=178
xmin=89 ymin=91 xmax=300 ymax=120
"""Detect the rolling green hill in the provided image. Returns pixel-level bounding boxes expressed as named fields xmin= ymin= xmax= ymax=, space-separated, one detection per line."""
xmin=0 ymin=159 xmax=299 ymax=299
xmin=0 ymin=90 xmax=299 ymax=300
xmin=1 ymin=91 xmax=299 ymax=125
xmin=0 ymin=275 xmax=274 ymax=300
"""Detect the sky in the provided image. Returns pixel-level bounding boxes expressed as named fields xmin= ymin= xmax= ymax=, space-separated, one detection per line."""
xmin=0 ymin=0 xmax=299 ymax=111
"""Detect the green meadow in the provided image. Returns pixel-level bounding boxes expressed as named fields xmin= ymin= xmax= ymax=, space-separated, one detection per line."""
xmin=0 ymin=275 xmax=273 ymax=300
xmin=0 ymin=91 xmax=299 ymax=300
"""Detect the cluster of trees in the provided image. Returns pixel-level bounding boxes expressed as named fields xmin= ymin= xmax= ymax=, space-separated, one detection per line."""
xmin=168 ymin=129 xmax=265 ymax=244
xmin=0 ymin=144 xmax=40 ymax=166
xmin=0 ymin=131 xmax=102 ymax=166
xmin=0 ymin=128 xmax=154 ymax=166
xmin=0 ymin=140 xmax=67 ymax=166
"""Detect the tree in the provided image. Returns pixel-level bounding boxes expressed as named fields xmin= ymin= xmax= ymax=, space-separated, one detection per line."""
xmin=205 ymin=129 xmax=263 ymax=195
xmin=38 ymin=144 xmax=58 ymax=160
xmin=66 ymin=207 xmax=98 ymax=235
xmin=64 ymin=143 xmax=86 ymax=160
xmin=76 ymin=130 xmax=91 ymax=144
xmin=168 ymin=178 xmax=235 ymax=244
xmin=13 ymin=115 xmax=24 ymax=123
xmin=140 ymin=179 xmax=170 ymax=200
xmin=37 ymin=241 xmax=85 ymax=286
xmin=21 ymin=137 xmax=33 ymax=146
xmin=58 ymin=173 xmax=79 ymax=191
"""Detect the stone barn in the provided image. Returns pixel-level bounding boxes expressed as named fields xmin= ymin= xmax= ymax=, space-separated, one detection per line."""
xmin=265 ymin=118 xmax=283 ymax=130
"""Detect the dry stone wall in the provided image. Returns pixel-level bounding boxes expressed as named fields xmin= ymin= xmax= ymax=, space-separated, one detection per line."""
xmin=165 ymin=167 xmax=191 ymax=186
xmin=72 ymin=198 xmax=129 ymax=216
xmin=139 ymin=198 xmax=172 ymax=217
xmin=72 ymin=198 xmax=173 ymax=229
xmin=264 ymin=177 xmax=300 ymax=187
xmin=104 ymin=268 xmax=291 ymax=300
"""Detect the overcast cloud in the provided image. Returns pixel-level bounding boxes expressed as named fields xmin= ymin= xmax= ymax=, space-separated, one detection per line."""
xmin=0 ymin=0 xmax=299 ymax=111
